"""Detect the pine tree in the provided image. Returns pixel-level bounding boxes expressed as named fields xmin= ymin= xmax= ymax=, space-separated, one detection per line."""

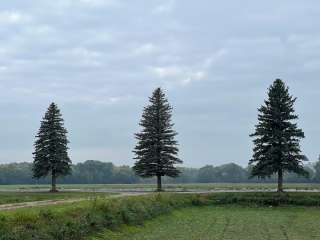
xmin=133 ymin=88 xmax=182 ymax=191
xmin=250 ymin=79 xmax=308 ymax=192
xmin=33 ymin=103 xmax=72 ymax=192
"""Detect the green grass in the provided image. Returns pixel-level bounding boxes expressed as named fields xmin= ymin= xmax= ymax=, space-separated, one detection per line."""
xmin=0 ymin=193 xmax=200 ymax=240
xmin=1 ymin=183 xmax=320 ymax=191
xmin=90 ymin=205 xmax=320 ymax=240
xmin=206 ymin=192 xmax=320 ymax=206
xmin=0 ymin=192 xmax=115 ymax=205
xmin=2 ymin=193 xmax=320 ymax=240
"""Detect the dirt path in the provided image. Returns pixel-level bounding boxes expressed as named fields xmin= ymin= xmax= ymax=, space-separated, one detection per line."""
xmin=0 ymin=192 xmax=149 ymax=211
xmin=2 ymin=188 xmax=320 ymax=211
xmin=2 ymin=188 xmax=320 ymax=193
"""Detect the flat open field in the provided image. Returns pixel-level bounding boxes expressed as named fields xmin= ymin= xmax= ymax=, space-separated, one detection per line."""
xmin=0 ymin=191 xmax=115 ymax=205
xmin=91 ymin=205 xmax=320 ymax=240
xmin=1 ymin=183 xmax=320 ymax=192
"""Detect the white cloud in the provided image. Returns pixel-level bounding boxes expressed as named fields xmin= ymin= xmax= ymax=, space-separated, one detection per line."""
xmin=287 ymin=34 xmax=320 ymax=53
xmin=150 ymin=66 xmax=183 ymax=78
xmin=153 ymin=0 xmax=176 ymax=14
xmin=69 ymin=47 xmax=101 ymax=58
xmin=226 ymin=37 xmax=282 ymax=47
xmin=77 ymin=95 xmax=132 ymax=105
xmin=0 ymin=66 xmax=8 ymax=72
xmin=148 ymin=50 xmax=223 ymax=87
xmin=203 ymin=49 xmax=228 ymax=68
xmin=192 ymin=71 xmax=207 ymax=80
xmin=79 ymin=0 xmax=120 ymax=7
xmin=149 ymin=65 xmax=207 ymax=86
xmin=132 ymin=43 xmax=159 ymax=56
xmin=53 ymin=0 xmax=120 ymax=8
xmin=0 ymin=11 xmax=25 ymax=24
xmin=54 ymin=47 xmax=103 ymax=66
xmin=0 ymin=0 xmax=320 ymax=166
xmin=11 ymin=87 xmax=34 ymax=95
xmin=303 ymin=60 xmax=320 ymax=72
xmin=180 ymin=71 xmax=207 ymax=86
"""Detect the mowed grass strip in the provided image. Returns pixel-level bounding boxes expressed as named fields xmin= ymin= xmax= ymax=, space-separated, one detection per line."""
xmin=1 ymin=183 xmax=320 ymax=191
xmin=0 ymin=192 xmax=115 ymax=205
xmin=90 ymin=206 xmax=320 ymax=240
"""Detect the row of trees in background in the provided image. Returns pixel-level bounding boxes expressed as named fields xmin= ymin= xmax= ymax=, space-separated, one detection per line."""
xmin=29 ymin=80 xmax=314 ymax=192
xmin=31 ymin=89 xmax=182 ymax=192
xmin=0 ymin=160 xmax=319 ymax=185
xmin=0 ymin=161 xmax=136 ymax=185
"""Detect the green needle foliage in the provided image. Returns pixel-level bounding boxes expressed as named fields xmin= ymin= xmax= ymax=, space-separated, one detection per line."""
xmin=133 ymin=88 xmax=182 ymax=191
xmin=33 ymin=103 xmax=72 ymax=192
xmin=250 ymin=79 xmax=308 ymax=192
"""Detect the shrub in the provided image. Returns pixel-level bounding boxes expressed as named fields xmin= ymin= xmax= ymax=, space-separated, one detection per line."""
xmin=0 ymin=193 xmax=201 ymax=240
xmin=208 ymin=192 xmax=320 ymax=206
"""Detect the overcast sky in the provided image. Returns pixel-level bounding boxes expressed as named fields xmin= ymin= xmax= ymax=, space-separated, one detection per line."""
xmin=0 ymin=0 xmax=319 ymax=167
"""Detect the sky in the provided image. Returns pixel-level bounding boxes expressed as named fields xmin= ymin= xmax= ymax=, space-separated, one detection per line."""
xmin=0 ymin=0 xmax=320 ymax=167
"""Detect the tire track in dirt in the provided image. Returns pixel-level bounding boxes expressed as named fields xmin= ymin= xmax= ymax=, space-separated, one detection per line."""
xmin=220 ymin=217 xmax=230 ymax=240
xmin=261 ymin=220 xmax=272 ymax=240
xmin=280 ymin=225 xmax=290 ymax=240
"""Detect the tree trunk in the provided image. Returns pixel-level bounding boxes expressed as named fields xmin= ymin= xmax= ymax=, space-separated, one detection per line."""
xmin=277 ymin=169 xmax=283 ymax=193
xmin=157 ymin=175 xmax=162 ymax=192
xmin=51 ymin=172 xmax=58 ymax=192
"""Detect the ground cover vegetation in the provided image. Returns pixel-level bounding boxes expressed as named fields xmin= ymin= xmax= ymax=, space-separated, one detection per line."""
xmin=1 ymin=193 xmax=320 ymax=240
xmin=2 ymin=182 xmax=320 ymax=192
xmin=90 ymin=205 xmax=320 ymax=240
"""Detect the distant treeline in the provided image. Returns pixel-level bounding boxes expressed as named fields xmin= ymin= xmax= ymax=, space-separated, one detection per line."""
xmin=0 ymin=160 xmax=318 ymax=185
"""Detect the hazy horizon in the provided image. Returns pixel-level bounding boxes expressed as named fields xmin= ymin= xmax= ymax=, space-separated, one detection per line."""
xmin=0 ymin=1 xmax=320 ymax=167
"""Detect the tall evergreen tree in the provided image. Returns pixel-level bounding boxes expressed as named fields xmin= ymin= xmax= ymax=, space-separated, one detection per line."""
xmin=33 ymin=103 xmax=72 ymax=192
xmin=250 ymin=79 xmax=308 ymax=192
xmin=133 ymin=88 xmax=182 ymax=191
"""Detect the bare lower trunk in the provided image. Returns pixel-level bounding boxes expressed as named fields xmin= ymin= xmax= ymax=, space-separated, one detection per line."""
xmin=277 ymin=169 xmax=283 ymax=193
xmin=157 ymin=175 xmax=162 ymax=192
xmin=50 ymin=173 xmax=58 ymax=192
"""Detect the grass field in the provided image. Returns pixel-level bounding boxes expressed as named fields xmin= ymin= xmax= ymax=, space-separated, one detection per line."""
xmin=0 ymin=191 xmax=115 ymax=205
xmin=91 ymin=205 xmax=320 ymax=240
xmin=1 ymin=183 xmax=320 ymax=191
xmin=2 ymin=193 xmax=320 ymax=239
xmin=0 ymin=193 xmax=199 ymax=239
